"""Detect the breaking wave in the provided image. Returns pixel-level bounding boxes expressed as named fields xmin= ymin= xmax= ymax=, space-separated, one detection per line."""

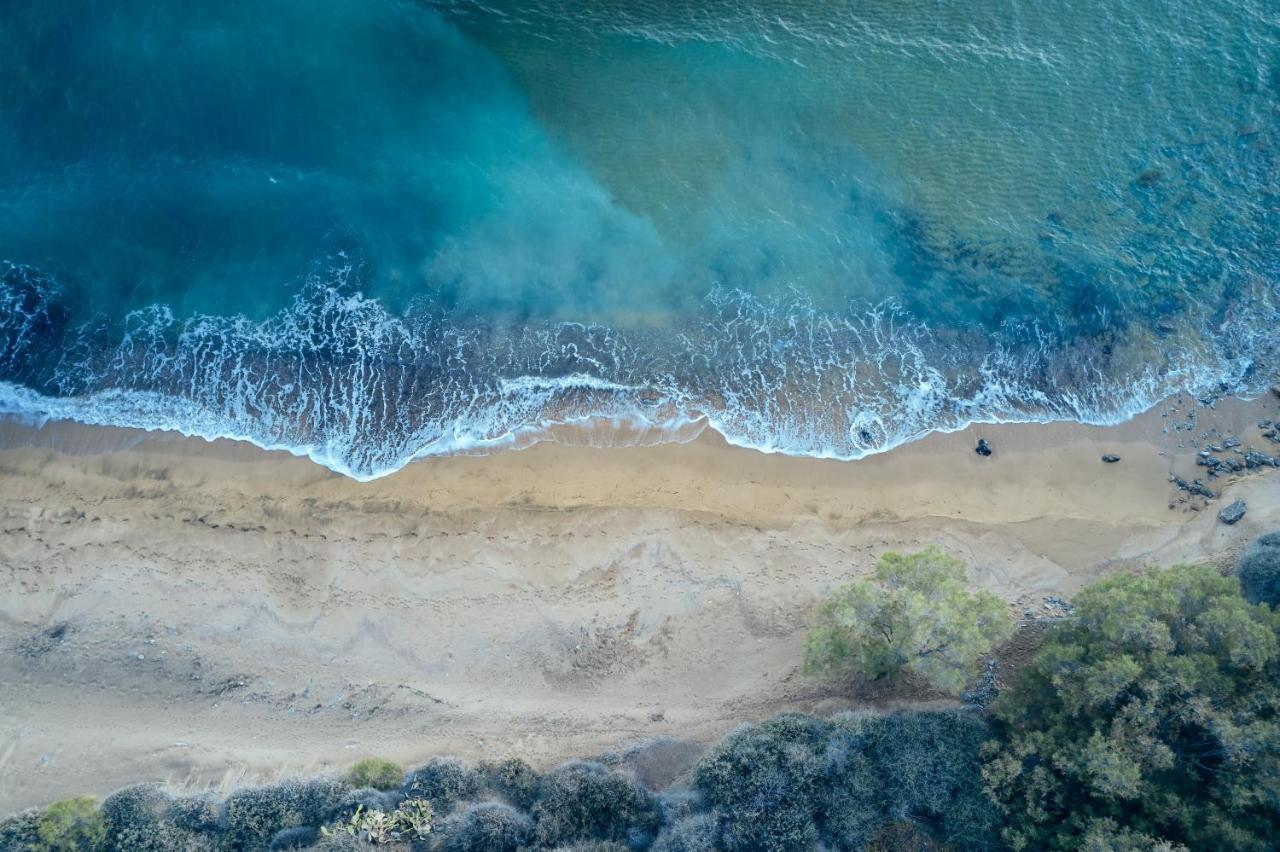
xmin=2 ymin=259 xmax=1274 ymax=480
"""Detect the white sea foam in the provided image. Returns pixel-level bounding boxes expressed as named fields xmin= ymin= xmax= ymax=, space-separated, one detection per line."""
xmin=1 ymin=262 xmax=1274 ymax=480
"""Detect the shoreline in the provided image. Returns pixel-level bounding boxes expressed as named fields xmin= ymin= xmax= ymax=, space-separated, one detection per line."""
xmin=1 ymin=394 xmax=1278 ymax=812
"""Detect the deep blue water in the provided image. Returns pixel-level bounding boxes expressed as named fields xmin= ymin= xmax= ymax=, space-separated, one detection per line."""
xmin=1 ymin=0 xmax=1278 ymax=478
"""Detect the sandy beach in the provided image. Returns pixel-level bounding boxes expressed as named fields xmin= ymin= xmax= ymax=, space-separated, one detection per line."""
xmin=1 ymin=395 xmax=1278 ymax=813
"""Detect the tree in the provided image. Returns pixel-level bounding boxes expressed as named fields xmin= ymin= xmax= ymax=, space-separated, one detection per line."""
xmin=983 ymin=564 xmax=1280 ymax=851
xmin=805 ymin=547 xmax=1013 ymax=694
xmin=34 ymin=797 xmax=106 ymax=852
xmin=1239 ymin=531 xmax=1280 ymax=608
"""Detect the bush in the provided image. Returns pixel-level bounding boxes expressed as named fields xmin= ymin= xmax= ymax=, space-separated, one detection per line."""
xmin=863 ymin=820 xmax=949 ymax=852
xmin=165 ymin=793 xmax=221 ymax=836
xmin=310 ymin=831 xmax=364 ymax=851
xmin=847 ymin=712 xmax=1000 ymax=849
xmin=99 ymin=784 xmax=220 ymax=852
xmin=655 ymin=788 xmax=704 ymax=826
xmin=220 ymin=779 xmax=349 ymax=850
xmin=651 ymin=813 xmax=722 ymax=852
xmin=439 ymin=801 xmax=533 ymax=852
xmin=347 ymin=758 xmax=404 ymax=792
xmin=326 ymin=787 xmax=405 ymax=824
xmin=805 ymin=548 xmax=1014 ymax=694
xmin=479 ymin=757 xmax=541 ymax=809
xmin=694 ymin=714 xmax=828 ymax=851
xmin=34 ymin=797 xmax=107 ymax=852
xmin=0 ymin=808 xmax=41 ymax=850
xmin=268 ymin=825 xmax=321 ymax=849
xmin=1079 ymin=818 xmax=1186 ymax=852
xmin=1239 ymin=531 xmax=1280 ymax=607
xmin=532 ymin=761 xmax=662 ymax=848
xmin=693 ymin=711 xmax=1000 ymax=852
xmin=403 ymin=758 xmax=483 ymax=816
xmin=984 ymin=564 xmax=1280 ymax=850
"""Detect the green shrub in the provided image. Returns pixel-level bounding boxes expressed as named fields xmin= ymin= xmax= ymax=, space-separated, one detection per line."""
xmin=805 ymin=548 xmax=1013 ymax=694
xmin=651 ymin=813 xmax=721 ymax=852
xmin=479 ymin=757 xmax=541 ymax=809
xmin=0 ymin=808 xmax=41 ymax=850
xmin=403 ymin=757 xmax=483 ymax=816
xmin=346 ymin=758 xmax=403 ymax=792
xmin=532 ymin=761 xmax=662 ymax=849
xmin=440 ymin=801 xmax=532 ymax=852
xmin=1239 ymin=531 xmax=1280 ymax=607
xmin=34 ymin=797 xmax=106 ymax=852
xmin=220 ymin=779 xmax=349 ymax=850
xmin=694 ymin=714 xmax=828 ymax=852
xmin=984 ymin=564 xmax=1280 ymax=850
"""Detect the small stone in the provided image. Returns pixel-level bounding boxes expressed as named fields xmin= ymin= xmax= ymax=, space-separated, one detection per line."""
xmin=1218 ymin=499 xmax=1247 ymax=525
xmin=975 ymin=438 xmax=992 ymax=457
xmin=1101 ymin=454 xmax=1121 ymax=463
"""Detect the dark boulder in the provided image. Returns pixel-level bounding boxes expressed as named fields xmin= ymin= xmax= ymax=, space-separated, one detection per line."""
xmin=1218 ymin=499 xmax=1247 ymax=525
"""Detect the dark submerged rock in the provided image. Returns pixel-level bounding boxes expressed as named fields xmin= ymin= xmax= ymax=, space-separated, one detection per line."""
xmin=1137 ymin=169 xmax=1163 ymax=187
xmin=1218 ymin=499 xmax=1247 ymax=525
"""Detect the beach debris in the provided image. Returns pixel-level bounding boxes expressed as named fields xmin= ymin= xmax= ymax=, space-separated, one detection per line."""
xmin=975 ymin=438 xmax=992 ymax=457
xmin=1101 ymin=454 xmax=1121 ymax=463
xmin=1218 ymin=499 xmax=1247 ymax=525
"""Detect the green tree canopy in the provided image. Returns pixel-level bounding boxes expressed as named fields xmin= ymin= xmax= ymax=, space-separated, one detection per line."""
xmin=804 ymin=547 xmax=1013 ymax=694
xmin=983 ymin=563 xmax=1280 ymax=851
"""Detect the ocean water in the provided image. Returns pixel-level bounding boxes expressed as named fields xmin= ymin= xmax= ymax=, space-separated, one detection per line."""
xmin=0 ymin=0 xmax=1277 ymax=478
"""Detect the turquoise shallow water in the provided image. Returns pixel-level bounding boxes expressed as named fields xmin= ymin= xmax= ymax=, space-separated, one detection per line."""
xmin=0 ymin=0 xmax=1278 ymax=477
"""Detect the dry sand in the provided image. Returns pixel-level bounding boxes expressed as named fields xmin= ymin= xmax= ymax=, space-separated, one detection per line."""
xmin=1 ymin=395 xmax=1278 ymax=812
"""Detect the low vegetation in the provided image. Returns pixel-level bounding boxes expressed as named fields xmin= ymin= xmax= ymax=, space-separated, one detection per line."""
xmin=805 ymin=547 xmax=1014 ymax=694
xmin=345 ymin=760 xmax=403 ymax=793
xmin=4 ymin=541 xmax=1280 ymax=850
